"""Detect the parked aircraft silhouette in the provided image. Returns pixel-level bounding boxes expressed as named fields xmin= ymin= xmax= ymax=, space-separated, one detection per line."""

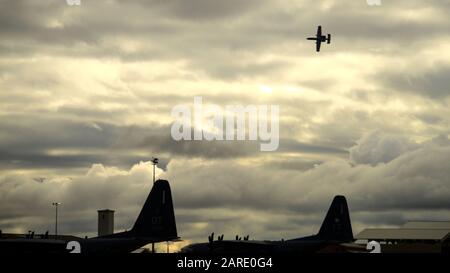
xmin=180 ymin=195 xmax=353 ymax=253
xmin=307 ymin=25 xmax=331 ymax=52
xmin=0 ymin=179 xmax=179 ymax=253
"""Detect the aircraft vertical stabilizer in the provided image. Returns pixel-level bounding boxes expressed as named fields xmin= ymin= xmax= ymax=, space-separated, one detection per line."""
xmin=130 ymin=179 xmax=178 ymax=240
xmin=317 ymin=195 xmax=353 ymax=242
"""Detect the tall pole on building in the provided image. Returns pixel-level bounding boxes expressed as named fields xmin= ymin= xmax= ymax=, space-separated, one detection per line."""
xmin=151 ymin=157 xmax=159 ymax=253
xmin=52 ymin=202 xmax=61 ymax=239
xmin=151 ymin=157 xmax=159 ymax=184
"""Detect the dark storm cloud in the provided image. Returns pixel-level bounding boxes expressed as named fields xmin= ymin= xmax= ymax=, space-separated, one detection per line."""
xmin=0 ymin=1 xmax=100 ymax=44
xmin=350 ymin=211 xmax=408 ymax=227
xmin=264 ymin=158 xmax=322 ymax=172
xmin=0 ymin=112 xmax=348 ymax=170
xmin=142 ymin=135 xmax=348 ymax=159
xmin=414 ymin=113 xmax=444 ymax=125
xmin=0 ymin=115 xmax=116 ymax=151
xmin=0 ymin=0 xmax=265 ymax=50
xmin=1 ymin=0 xmax=450 ymax=244
xmin=0 ymin=149 xmax=157 ymax=171
xmin=323 ymin=9 xmax=450 ymax=44
xmin=279 ymin=139 xmax=347 ymax=155
xmin=134 ymin=0 xmax=266 ymax=21
xmin=1 ymin=0 xmax=450 ymax=100
xmin=0 ymin=115 xmax=162 ymax=169
xmin=1 ymin=0 xmax=448 ymax=67
xmin=0 ymin=150 xmax=99 ymax=169
xmin=349 ymin=131 xmax=418 ymax=165
xmin=1 ymin=133 xmax=450 ymax=241
xmin=165 ymin=134 xmax=450 ymax=214
xmin=378 ymin=64 xmax=450 ymax=99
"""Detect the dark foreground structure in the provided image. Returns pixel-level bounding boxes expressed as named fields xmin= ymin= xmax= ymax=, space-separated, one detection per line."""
xmin=0 ymin=179 xmax=179 ymax=253
xmin=181 ymin=195 xmax=355 ymax=253
xmin=355 ymin=221 xmax=450 ymax=253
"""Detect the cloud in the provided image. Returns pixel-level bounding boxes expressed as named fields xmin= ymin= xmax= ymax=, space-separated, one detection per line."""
xmin=379 ymin=64 xmax=450 ymax=99
xmin=0 ymin=111 xmax=350 ymax=171
xmin=1 ymin=133 xmax=449 ymax=242
xmin=140 ymin=0 xmax=266 ymax=21
xmin=0 ymin=161 xmax=160 ymax=236
xmin=160 ymin=133 xmax=450 ymax=240
xmin=349 ymin=131 xmax=419 ymax=165
xmin=1 ymin=0 xmax=450 ymax=245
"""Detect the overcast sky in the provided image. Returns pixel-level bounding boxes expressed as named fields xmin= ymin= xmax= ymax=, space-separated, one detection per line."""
xmin=1 ymin=0 xmax=450 ymax=251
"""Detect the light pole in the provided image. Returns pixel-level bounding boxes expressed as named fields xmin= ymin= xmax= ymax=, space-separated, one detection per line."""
xmin=151 ymin=157 xmax=159 ymax=184
xmin=52 ymin=202 xmax=61 ymax=239
xmin=150 ymin=157 xmax=159 ymax=253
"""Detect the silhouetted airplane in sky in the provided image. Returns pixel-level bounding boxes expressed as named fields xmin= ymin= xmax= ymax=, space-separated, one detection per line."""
xmin=0 ymin=179 xmax=179 ymax=253
xmin=180 ymin=195 xmax=353 ymax=253
xmin=307 ymin=25 xmax=331 ymax=52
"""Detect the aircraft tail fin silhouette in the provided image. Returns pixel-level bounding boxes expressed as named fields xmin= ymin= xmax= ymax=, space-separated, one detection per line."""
xmin=130 ymin=179 xmax=178 ymax=240
xmin=317 ymin=195 xmax=353 ymax=242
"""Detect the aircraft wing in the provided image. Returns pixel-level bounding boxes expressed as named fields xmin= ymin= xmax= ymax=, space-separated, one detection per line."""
xmin=316 ymin=26 xmax=322 ymax=37
xmin=316 ymin=40 xmax=321 ymax=52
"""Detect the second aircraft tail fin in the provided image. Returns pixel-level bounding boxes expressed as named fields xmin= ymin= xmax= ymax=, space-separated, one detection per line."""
xmin=317 ymin=195 xmax=353 ymax=242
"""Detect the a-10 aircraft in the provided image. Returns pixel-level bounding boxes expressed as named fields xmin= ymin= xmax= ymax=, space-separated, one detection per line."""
xmin=0 ymin=179 xmax=179 ymax=253
xmin=180 ymin=195 xmax=354 ymax=253
xmin=307 ymin=25 xmax=331 ymax=52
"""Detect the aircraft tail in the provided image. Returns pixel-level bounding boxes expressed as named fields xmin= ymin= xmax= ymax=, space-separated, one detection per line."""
xmin=327 ymin=34 xmax=331 ymax=44
xmin=317 ymin=195 xmax=353 ymax=242
xmin=130 ymin=179 xmax=178 ymax=240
